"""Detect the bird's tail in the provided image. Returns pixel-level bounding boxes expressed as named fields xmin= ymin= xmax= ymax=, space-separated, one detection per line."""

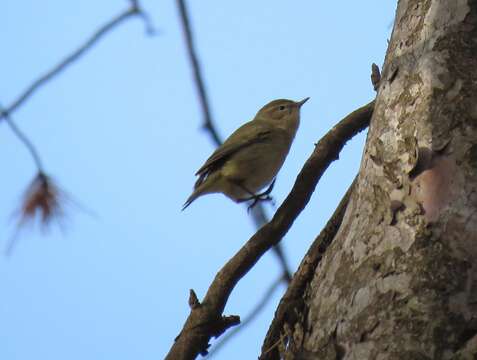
xmin=182 ymin=176 xmax=216 ymax=211
xmin=182 ymin=190 xmax=202 ymax=211
xmin=182 ymin=171 xmax=224 ymax=210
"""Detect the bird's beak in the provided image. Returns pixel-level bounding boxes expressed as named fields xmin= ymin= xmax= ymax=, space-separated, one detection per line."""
xmin=296 ymin=97 xmax=310 ymax=108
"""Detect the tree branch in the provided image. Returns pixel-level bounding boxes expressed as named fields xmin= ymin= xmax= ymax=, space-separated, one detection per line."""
xmin=0 ymin=2 xmax=152 ymax=121
xmin=165 ymin=100 xmax=375 ymax=359
xmin=259 ymin=177 xmax=357 ymax=359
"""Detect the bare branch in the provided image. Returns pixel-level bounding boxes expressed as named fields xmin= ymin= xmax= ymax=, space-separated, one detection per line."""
xmin=176 ymin=0 xmax=221 ymax=146
xmin=260 ymin=177 xmax=357 ymax=359
xmin=0 ymin=2 xmax=152 ymax=121
xmin=165 ymin=100 xmax=375 ymax=359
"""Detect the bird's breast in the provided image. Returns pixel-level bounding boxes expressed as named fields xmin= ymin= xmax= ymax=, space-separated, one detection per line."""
xmin=221 ymin=134 xmax=292 ymax=195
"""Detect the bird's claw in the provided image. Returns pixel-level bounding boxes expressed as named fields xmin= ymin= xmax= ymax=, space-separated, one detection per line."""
xmin=237 ymin=179 xmax=277 ymax=212
xmin=247 ymin=194 xmax=274 ymax=212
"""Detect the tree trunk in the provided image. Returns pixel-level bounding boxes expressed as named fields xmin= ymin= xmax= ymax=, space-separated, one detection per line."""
xmin=271 ymin=0 xmax=477 ymax=358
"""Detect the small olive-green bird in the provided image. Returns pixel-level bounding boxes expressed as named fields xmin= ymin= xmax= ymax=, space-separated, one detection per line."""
xmin=183 ymin=97 xmax=309 ymax=210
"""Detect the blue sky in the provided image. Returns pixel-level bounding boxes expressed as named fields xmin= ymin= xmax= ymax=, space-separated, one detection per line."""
xmin=1 ymin=1 xmax=396 ymax=359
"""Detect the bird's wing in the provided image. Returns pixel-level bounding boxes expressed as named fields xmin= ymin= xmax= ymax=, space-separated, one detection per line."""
xmin=195 ymin=121 xmax=271 ymax=177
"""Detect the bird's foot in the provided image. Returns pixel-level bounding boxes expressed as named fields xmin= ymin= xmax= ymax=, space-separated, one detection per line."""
xmin=246 ymin=194 xmax=274 ymax=212
xmin=237 ymin=179 xmax=276 ymax=211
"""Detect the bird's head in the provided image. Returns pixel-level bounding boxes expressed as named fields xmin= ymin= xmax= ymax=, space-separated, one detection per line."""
xmin=255 ymin=98 xmax=309 ymax=131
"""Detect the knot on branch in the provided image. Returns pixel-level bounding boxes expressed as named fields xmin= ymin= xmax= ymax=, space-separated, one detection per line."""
xmin=176 ymin=289 xmax=240 ymax=356
xmin=188 ymin=289 xmax=201 ymax=309
xmin=129 ymin=1 xmax=156 ymax=36
xmin=210 ymin=315 xmax=241 ymax=339
xmin=198 ymin=315 xmax=241 ymax=356
xmin=371 ymin=63 xmax=381 ymax=91
xmin=129 ymin=0 xmax=140 ymax=13
xmin=0 ymin=109 xmax=8 ymax=120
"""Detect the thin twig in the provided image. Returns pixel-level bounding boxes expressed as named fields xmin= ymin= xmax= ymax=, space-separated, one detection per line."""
xmin=261 ymin=333 xmax=289 ymax=357
xmin=250 ymin=206 xmax=292 ymax=282
xmin=165 ymin=100 xmax=375 ymax=360
xmin=1 ymin=105 xmax=44 ymax=171
xmin=0 ymin=2 xmax=151 ymax=121
xmin=176 ymin=0 xmax=221 ymax=146
xmin=207 ymin=275 xmax=285 ymax=358
xmin=1 ymin=2 xmax=153 ymax=256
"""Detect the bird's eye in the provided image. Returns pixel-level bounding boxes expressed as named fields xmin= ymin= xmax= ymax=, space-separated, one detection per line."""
xmin=278 ymin=105 xmax=286 ymax=111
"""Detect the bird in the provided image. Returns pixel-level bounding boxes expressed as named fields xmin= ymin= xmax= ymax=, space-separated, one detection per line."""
xmin=183 ymin=97 xmax=309 ymax=210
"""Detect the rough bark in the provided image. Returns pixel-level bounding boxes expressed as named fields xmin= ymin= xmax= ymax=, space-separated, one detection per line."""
xmin=270 ymin=0 xmax=477 ymax=359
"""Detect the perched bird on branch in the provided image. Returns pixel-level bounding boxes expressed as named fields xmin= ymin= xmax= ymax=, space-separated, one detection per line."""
xmin=183 ymin=97 xmax=309 ymax=210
